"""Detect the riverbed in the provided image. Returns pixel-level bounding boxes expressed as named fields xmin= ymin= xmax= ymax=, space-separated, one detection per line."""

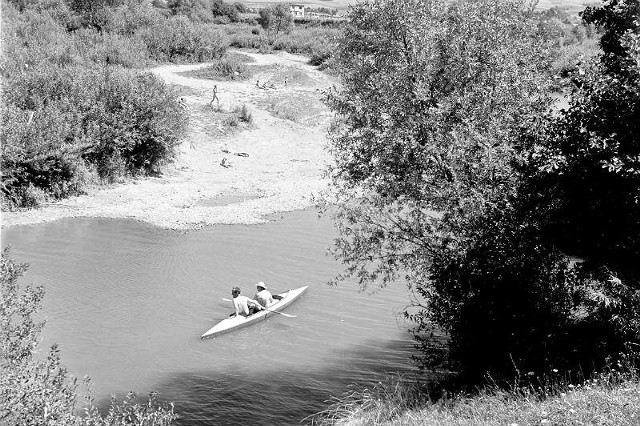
xmin=1 ymin=209 xmax=417 ymax=425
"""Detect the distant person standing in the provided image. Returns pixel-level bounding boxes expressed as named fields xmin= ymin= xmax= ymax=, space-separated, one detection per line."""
xmin=230 ymin=286 xmax=262 ymax=317
xmin=209 ymin=85 xmax=219 ymax=108
xmin=284 ymin=76 xmax=288 ymax=87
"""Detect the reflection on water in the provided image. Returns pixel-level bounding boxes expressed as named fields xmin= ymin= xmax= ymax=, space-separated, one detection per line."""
xmin=1 ymin=210 xmax=419 ymax=424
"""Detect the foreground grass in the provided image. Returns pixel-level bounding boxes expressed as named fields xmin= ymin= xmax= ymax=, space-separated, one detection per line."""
xmin=312 ymin=373 xmax=640 ymax=425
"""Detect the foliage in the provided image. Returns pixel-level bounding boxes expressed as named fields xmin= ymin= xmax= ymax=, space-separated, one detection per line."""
xmin=102 ymin=0 xmax=165 ymax=36
xmin=325 ymin=0 xmax=639 ymax=383
xmin=0 ymin=248 xmax=177 ymax=425
xmin=581 ymin=0 xmax=640 ymax=75
xmin=505 ymin=0 xmax=640 ymax=378
xmin=67 ymin=0 xmax=124 ymax=30
xmin=141 ymin=15 xmax=227 ymax=62
xmin=73 ymin=28 xmax=151 ymax=68
xmin=257 ymin=3 xmax=293 ymax=41
xmin=238 ymin=104 xmax=252 ymax=123
xmin=1 ymin=61 xmax=188 ymax=208
xmin=0 ymin=0 xmax=230 ymax=209
xmin=166 ymin=0 xmax=239 ymax=23
xmin=180 ymin=55 xmax=250 ymax=80
xmin=324 ymin=0 xmax=551 ymax=284
xmin=8 ymin=0 xmax=81 ymax=29
xmin=270 ymin=25 xmax=340 ymax=66
xmin=221 ymin=21 xmax=338 ymax=65
xmin=211 ymin=0 xmax=238 ymax=23
xmin=167 ymin=0 xmax=212 ymax=22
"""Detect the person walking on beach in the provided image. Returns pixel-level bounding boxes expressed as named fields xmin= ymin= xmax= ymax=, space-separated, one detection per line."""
xmin=254 ymin=282 xmax=283 ymax=308
xmin=209 ymin=85 xmax=219 ymax=108
xmin=230 ymin=286 xmax=262 ymax=317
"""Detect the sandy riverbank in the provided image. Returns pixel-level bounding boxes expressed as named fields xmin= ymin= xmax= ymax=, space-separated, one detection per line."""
xmin=1 ymin=50 xmax=336 ymax=230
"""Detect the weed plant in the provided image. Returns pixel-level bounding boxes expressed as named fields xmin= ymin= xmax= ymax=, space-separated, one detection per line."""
xmin=238 ymin=104 xmax=253 ymax=123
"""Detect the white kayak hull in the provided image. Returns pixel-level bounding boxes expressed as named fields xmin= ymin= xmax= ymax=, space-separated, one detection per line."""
xmin=201 ymin=286 xmax=309 ymax=339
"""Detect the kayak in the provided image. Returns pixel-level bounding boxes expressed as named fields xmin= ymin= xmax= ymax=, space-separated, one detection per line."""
xmin=201 ymin=286 xmax=309 ymax=339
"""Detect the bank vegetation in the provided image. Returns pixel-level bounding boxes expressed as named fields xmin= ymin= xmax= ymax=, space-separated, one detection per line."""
xmin=318 ymin=0 xmax=639 ymax=423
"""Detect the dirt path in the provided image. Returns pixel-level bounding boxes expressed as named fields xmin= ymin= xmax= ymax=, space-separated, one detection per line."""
xmin=1 ymin=50 xmax=336 ymax=230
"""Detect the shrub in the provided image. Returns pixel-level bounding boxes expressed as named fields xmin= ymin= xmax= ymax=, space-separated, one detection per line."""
xmin=238 ymin=104 xmax=252 ymax=123
xmin=141 ymin=15 xmax=228 ymax=62
xmin=102 ymin=0 xmax=164 ymax=36
xmin=1 ymin=102 xmax=91 ymax=208
xmin=73 ymin=28 xmax=150 ymax=68
xmin=19 ymin=0 xmax=81 ymax=30
xmin=3 ymin=7 xmax=76 ymax=69
xmin=80 ymin=68 xmax=188 ymax=178
xmin=1 ymin=62 xmax=188 ymax=207
xmin=212 ymin=0 xmax=239 ymax=22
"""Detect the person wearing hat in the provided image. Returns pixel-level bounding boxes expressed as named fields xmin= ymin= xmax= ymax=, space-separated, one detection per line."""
xmin=254 ymin=281 xmax=283 ymax=308
xmin=230 ymin=286 xmax=262 ymax=317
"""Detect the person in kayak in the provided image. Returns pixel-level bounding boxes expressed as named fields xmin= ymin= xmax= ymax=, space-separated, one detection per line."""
xmin=230 ymin=286 xmax=262 ymax=317
xmin=254 ymin=282 xmax=283 ymax=308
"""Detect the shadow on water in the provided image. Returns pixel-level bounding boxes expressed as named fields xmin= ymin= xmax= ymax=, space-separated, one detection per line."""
xmin=94 ymin=339 xmax=420 ymax=426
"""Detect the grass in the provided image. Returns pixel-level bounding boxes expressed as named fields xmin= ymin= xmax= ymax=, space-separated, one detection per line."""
xmin=179 ymin=55 xmax=254 ymax=81
xmin=257 ymin=92 xmax=327 ymax=124
xmin=309 ymin=363 xmax=640 ymax=426
xmin=196 ymin=103 xmax=254 ymax=137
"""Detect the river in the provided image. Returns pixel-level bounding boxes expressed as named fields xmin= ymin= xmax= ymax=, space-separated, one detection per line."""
xmin=1 ymin=209 xmax=418 ymax=425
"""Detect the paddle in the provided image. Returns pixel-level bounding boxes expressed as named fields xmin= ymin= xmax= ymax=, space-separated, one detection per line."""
xmin=221 ymin=298 xmax=297 ymax=318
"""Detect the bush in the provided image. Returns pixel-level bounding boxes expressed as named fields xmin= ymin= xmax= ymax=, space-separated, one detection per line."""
xmin=1 ymin=103 xmax=91 ymax=208
xmin=19 ymin=0 xmax=81 ymax=30
xmin=3 ymin=7 xmax=76 ymax=69
xmin=238 ymin=104 xmax=252 ymax=123
xmin=1 ymin=63 xmax=188 ymax=207
xmin=423 ymin=210 xmax=633 ymax=382
xmin=102 ymin=0 xmax=164 ymax=35
xmin=141 ymin=15 xmax=228 ymax=62
xmin=80 ymin=68 xmax=188 ymax=178
xmin=73 ymin=28 xmax=150 ymax=68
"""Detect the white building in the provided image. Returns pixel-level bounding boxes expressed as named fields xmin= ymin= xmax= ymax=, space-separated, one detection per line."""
xmin=290 ymin=4 xmax=305 ymax=18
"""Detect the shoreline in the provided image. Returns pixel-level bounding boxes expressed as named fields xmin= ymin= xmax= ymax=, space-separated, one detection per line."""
xmin=1 ymin=51 xmax=335 ymax=231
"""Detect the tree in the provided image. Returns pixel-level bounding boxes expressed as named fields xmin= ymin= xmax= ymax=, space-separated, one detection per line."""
xmin=257 ymin=4 xmax=293 ymax=41
xmin=434 ymin=0 xmax=640 ymax=379
xmin=211 ymin=0 xmax=239 ymax=22
xmin=512 ymin=0 xmax=640 ymax=376
xmin=323 ymin=0 xmax=554 ymax=380
xmin=326 ymin=0 xmax=640 ymax=382
xmin=581 ymin=0 xmax=640 ymax=75
xmin=67 ymin=0 xmax=124 ymax=30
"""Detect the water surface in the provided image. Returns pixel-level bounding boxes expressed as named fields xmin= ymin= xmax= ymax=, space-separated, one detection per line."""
xmin=2 ymin=210 xmax=417 ymax=425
